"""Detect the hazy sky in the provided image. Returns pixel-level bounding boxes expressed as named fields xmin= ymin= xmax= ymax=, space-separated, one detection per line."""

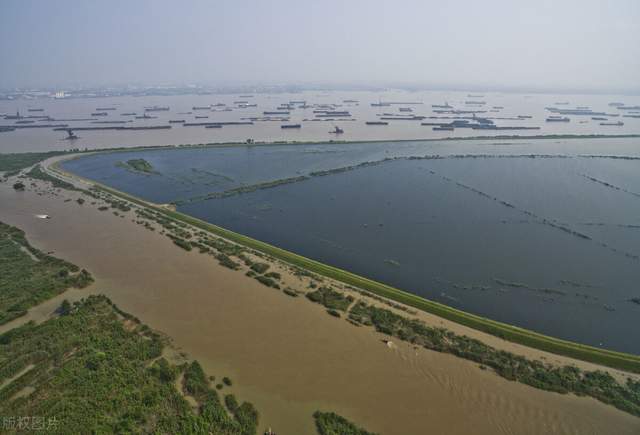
xmin=1 ymin=0 xmax=639 ymax=92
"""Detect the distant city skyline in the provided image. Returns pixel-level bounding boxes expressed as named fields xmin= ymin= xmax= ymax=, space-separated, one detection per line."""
xmin=1 ymin=0 xmax=639 ymax=93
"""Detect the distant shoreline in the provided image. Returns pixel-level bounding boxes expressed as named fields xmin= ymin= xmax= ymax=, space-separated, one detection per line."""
xmin=5 ymin=132 xmax=639 ymax=161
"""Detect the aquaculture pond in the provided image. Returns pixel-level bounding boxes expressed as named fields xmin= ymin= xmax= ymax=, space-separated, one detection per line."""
xmin=62 ymin=138 xmax=640 ymax=353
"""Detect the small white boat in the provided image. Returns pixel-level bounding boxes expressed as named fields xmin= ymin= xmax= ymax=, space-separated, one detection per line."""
xmin=34 ymin=214 xmax=51 ymax=219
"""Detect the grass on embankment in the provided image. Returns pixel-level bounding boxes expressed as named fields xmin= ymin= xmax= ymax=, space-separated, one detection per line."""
xmin=26 ymin=164 xmax=81 ymax=191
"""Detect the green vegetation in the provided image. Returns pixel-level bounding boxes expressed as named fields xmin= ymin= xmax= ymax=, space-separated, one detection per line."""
xmin=107 ymin=200 xmax=131 ymax=212
xmin=86 ymin=187 xmax=132 ymax=211
xmin=0 ymin=151 xmax=69 ymax=173
xmin=117 ymin=158 xmax=156 ymax=174
xmin=0 ymin=295 xmax=260 ymax=434
xmin=26 ymin=164 xmax=80 ymax=191
xmin=309 ymin=158 xmax=395 ymax=177
xmin=254 ymin=275 xmax=280 ymax=289
xmin=216 ymin=252 xmax=240 ymax=270
xmin=0 ymin=221 xmax=93 ymax=325
xmin=58 ymin=299 xmax=72 ymax=316
xmin=313 ymin=411 xmax=376 ymax=435
xmin=175 ymin=159 xmax=397 ymax=205
xmin=225 ymin=394 xmax=239 ymax=413
xmin=283 ymin=288 xmax=299 ymax=297
xmin=306 ymin=287 xmax=354 ymax=312
xmin=348 ymin=300 xmax=640 ymax=417
xmin=175 ymin=175 xmax=310 ymax=205
xmin=327 ymin=309 xmax=341 ymax=318
xmin=133 ymin=207 xmax=249 ymax=272
xmin=200 ymin=235 xmax=245 ymax=257
xmin=77 ymin=179 xmax=640 ymax=374
xmin=135 ymin=208 xmax=190 ymax=236
xmin=183 ymin=361 xmax=210 ymax=397
xmin=169 ymin=236 xmax=192 ymax=251
xmin=250 ymin=263 xmax=270 ymax=274
xmin=264 ymin=271 xmax=281 ymax=280
xmin=246 ymin=261 xmax=282 ymax=288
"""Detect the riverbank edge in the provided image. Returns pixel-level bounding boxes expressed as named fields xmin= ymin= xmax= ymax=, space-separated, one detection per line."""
xmin=41 ymin=133 xmax=640 ymax=154
xmin=46 ymin=151 xmax=640 ymax=374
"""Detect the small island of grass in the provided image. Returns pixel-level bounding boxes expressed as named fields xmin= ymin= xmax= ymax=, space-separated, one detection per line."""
xmin=117 ymin=158 xmax=156 ymax=174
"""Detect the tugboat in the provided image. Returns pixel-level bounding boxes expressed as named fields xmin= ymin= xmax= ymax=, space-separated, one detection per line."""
xmin=62 ymin=128 xmax=78 ymax=140
xmin=329 ymin=126 xmax=344 ymax=134
xmin=135 ymin=113 xmax=157 ymax=119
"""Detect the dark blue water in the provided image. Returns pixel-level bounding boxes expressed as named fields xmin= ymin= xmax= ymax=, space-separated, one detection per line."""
xmin=62 ymin=139 xmax=640 ymax=353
